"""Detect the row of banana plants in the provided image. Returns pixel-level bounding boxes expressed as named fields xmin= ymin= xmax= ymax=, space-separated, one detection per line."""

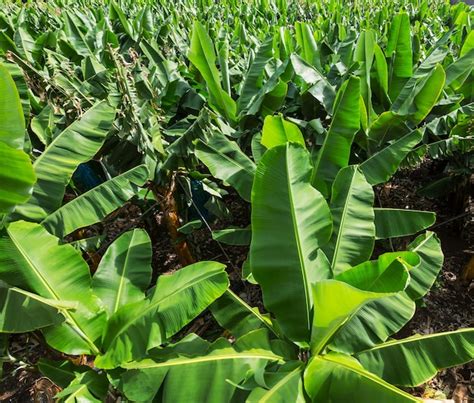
xmin=0 ymin=0 xmax=472 ymax=401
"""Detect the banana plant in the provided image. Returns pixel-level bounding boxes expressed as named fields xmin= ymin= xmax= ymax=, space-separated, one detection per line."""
xmin=117 ymin=142 xmax=473 ymax=402
xmin=0 ymin=221 xmax=229 ymax=397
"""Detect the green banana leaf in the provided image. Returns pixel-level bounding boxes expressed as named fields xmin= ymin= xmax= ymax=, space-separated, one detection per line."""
xmin=360 ymin=130 xmax=422 ymax=185
xmin=392 ymin=64 xmax=445 ymax=126
xmin=237 ymin=36 xmax=273 ymax=116
xmin=405 ymin=231 xmax=443 ymax=300
xmin=15 ymin=101 xmax=115 ymax=221
xmin=92 ymin=229 xmax=152 ymax=318
xmin=195 ymin=133 xmax=255 ymax=202
xmin=0 ymin=142 xmax=35 ymax=214
xmin=121 ymin=334 xmax=284 ymax=402
xmin=247 ymin=361 xmax=305 ymax=403
xmin=323 ymin=165 xmax=375 ymax=275
xmin=373 ymin=208 xmax=435 ymax=239
xmin=188 ymin=21 xmax=236 ymax=123
xmin=250 ymin=143 xmax=332 ymax=343
xmin=312 ymin=76 xmax=360 ymax=196
xmin=261 ymin=115 xmax=304 ymax=149
xmin=355 ymin=30 xmax=376 ymax=125
xmin=335 ymin=251 xmax=419 ymax=293
xmin=328 ymin=293 xmax=415 ymax=354
xmin=211 ymin=227 xmax=251 ymax=246
xmin=0 ymin=282 xmax=65 ymax=332
xmin=95 ymin=261 xmax=228 ymax=368
xmin=0 ymin=64 xmax=24 ymax=150
xmin=55 ymin=369 xmax=109 ymax=402
xmin=42 ymin=165 xmax=148 ymax=238
xmin=210 ymin=289 xmax=277 ymax=339
xmin=311 ymin=280 xmax=404 ymax=355
xmin=304 ymin=353 xmax=419 ymax=402
xmin=356 ymin=329 xmax=474 ymax=386
xmin=290 ymin=54 xmax=335 ymax=113
xmin=387 ymin=12 xmax=412 ymax=101
xmin=0 ymin=221 xmax=104 ymax=354
xmin=295 ymin=22 xmax=319 ymax=68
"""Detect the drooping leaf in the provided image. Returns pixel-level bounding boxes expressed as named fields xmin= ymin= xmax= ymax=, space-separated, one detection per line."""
xmin=0 ymin=221 xmax=104 ymax=354
xmin=247 ymin=361 xmax=305 ymax=403
xmin=210 ymin=290 xmax=277 ymax=339
xmin=373 ymin=208 xmax=435 ymax=239
xmin=356 ymin=329 xmax=474 ymax=387
xmin=405 ymin=232 xmax=443 ymax=300
xmin=212 ymin=227 xmax=251 ymax=246
xmin=0 ymin=283 xmax=64 ymax=332
xmin=196 ymin=133 xmax=255 ymax=202
xmin=360 ymin=130 xmax=422 ymax=185
xmin=15 ymin=101 xmax=115 ymax=221
xmin=121 ymin=335 xmax=284 ymax=402
xmin=304 ymin=353 xmax=418 ymax=402
xmin=311 ymin=280 xmax=402 ymax=355
xmin=42 ymin=165 xmax=148 ymax=238
xmin=95 ymin=261 xmax=228 ymax=368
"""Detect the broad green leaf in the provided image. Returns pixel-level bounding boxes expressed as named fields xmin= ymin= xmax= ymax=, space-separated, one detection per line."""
xmin=261 ymin=115 xmax=304 ymax=149
xmin=304 ymin=353 xmax=419 ymax=402
xmin=0 ymin=283 xmax=64 ymax=332
xmin=212 ymin=227 xmax=251 ymax=246
xmin=122 ymin=336 xmax=284 ymax=402
xmin=360 ymin=130 xmax=422 ymax=185
xmin=367 ymin=111 xmax=408 ymax=148
xmin=247 ymin=362 xmax=305 ymax=403
xmin=393 ymin=64 xmax=446 ymax=126
xmin=37 ymin=359 xmax=85 ymax=388
xmin=210 ymin=290 xmax=276 ymax=339
xmin=95 ymin=261 xmax=228 ymax=368
xmin=42 ymin=165 xmax=148 ymax=238
xmin=0 ymin=64 xmax=24 ymax=150
xmin=335 ymin=252 xmax=419 ymax=293
xmin=196 ymin=133 xmax=255 ymax=202
xmin=445 ymin=48 xmax=474 ymax=90
xmin=355 ymin=30 xmax=376 ymax=125
xmin=387 ymin=12 xmax=412 ymax=100
xmin=356 ymin=329 xmax=474 ymax=386
xmin=374 ymin=208 xmax=435 ymax=239
xmin=0 ymin=221 xmax=104 ymax=354
xmin=237 ymin=37 xmax=273 ymax=115
xmin=373 ymin=43 xmax=389 ymax=101
xmin=295 ymin=22 xmax=319 ymax=68
xmin=0 ymin=142 xmax=35 ymax=214
xmin=15 ymin=101 xmax=115 ymax=221
xmin=328 ymin=293 xmax=415 ymax=354
xmin=311 ymin=280 xmax=400 ymax=355
xmin=312 ymin=77 xmax=360 ymax=196
xmin=290 ymin=53 xmax=335 ymax=113
xmin=250 ymin=143 xmax=332 ymax=343
xmin=405 ymin=232 xmax=443 ymax=300
xmin=56 ymin=370 xmax=109 ymax=402
xmin=92 ymin=229 xmax=152 ymax=317
xmin=188 ymin=21 xmax=236 ymax=123
xmin=323 ymin=166 xmax=375 ymax=275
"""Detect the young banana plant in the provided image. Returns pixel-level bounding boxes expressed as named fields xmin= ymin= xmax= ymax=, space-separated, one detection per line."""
xmin=119 ymin=140 xmax=473 ymax=402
